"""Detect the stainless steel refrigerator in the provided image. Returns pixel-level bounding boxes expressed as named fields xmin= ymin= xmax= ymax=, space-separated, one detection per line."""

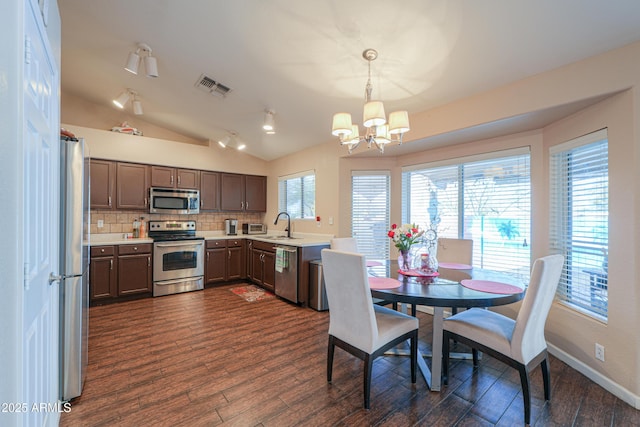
xmin=59 ymin=136 xmax=90 ymax=401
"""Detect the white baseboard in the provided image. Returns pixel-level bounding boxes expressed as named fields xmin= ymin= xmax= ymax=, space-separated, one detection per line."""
xmin=416 ymin=305 xmax=640 ymax=410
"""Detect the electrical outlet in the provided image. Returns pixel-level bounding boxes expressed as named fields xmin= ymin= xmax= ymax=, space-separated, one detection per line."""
xmin=595 ymin=343 xmax=605 ymax=361
xmin=97 ymin=220 xmax=104 ymax=228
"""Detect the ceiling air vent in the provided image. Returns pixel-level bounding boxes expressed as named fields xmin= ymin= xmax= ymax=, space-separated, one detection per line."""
xmin=195 ymin=74 xmax=231 ymax=97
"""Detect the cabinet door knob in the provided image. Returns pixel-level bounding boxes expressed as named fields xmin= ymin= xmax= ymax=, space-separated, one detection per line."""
xmin=108 ymin=196 xmax=112 ymax=207
xmin=147 ymin=257 xmax=151 ymax=267
xmin=110 ymin=259 xmax=113 ymax=270
xmin=100 ymin=248 xmax=105 ymax=253
xmin=228 ymin=249 xmax=231 ymax=259
xmin=134 ymin=246 xmax=138 ymax=251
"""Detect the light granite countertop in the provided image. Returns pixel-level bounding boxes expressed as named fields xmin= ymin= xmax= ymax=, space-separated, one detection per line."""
xmin=89 ymin=231 xmax=333 ymax=248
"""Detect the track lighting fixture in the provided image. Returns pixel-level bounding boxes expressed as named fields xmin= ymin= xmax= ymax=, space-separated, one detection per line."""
xmin=112 ymin=89 xmax=143 ymax=115
xmin=124 ymin=43 xmax=159 ymax=78
xmin=217 ymin=132 xmax=246 ymax=150
xmin=262 ymin=110 xmax=276 ymax=134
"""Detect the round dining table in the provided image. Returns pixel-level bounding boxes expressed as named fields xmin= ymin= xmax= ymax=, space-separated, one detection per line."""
xmin=369 ymin=262 xmax=526 ymax=391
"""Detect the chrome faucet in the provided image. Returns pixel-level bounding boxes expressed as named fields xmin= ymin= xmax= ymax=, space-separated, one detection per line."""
xmin=274 ymin=211 xmax=291 ymax=238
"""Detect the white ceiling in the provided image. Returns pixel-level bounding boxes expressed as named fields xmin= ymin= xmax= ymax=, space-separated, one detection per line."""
xmin=58 ymin=0 xmax=640 ymax=161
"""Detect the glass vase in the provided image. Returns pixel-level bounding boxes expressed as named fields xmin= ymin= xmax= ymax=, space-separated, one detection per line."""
xmin=398 ymin=249 xmax=411 ymax=271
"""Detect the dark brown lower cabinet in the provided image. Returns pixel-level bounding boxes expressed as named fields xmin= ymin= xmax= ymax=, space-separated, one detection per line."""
xmin=205 ymin=240 xmax=227 ymax=284
xmin=205 ymin=239 xmax=245 ymax=284
xmin=249 ymin=240 xmax=275 ymax=292
xmin=117 ymin=243 xmax=152 ymax=296
xmin=227 ymin=239 xmax=245 ymax=280
xmin=90 ymin=245 xmax=117 ymax=301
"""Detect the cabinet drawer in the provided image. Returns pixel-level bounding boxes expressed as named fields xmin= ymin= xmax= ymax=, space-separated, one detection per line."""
xmin=91 ymin=245 xmax=115 ymax=257
xmin=119 ymin=243 xmax=152 ymax=255
xmin=252 ymin=240 xmax=276 ymax=252
xmin=206 ymin=240 xmax=226 ymax=249
xmin=227 ymin=239 xmax=243 ymax=247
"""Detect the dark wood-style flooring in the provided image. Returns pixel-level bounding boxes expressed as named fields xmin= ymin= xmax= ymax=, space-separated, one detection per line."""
xmin=60 ymin=283 xmax=639 ymax=426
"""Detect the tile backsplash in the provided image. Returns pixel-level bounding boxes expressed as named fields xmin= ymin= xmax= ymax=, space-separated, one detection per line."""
xmin=90 ymin=210 xmax=264 ymax=234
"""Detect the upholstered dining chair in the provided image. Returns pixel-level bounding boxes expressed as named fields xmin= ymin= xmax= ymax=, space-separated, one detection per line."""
xmin=438 ymin=238 xmax=474 ymax=315
xmin=442 ymin=254 xmax=564 ymax=425
xmin=320 ymin=249 xmax=418 ymax=409
xmin=437 ymin=238 xmax=474 ymax=266
xmin=330 ymin=237 xmax=396 ymax=309
xmin=330 ymin=237 xmax=359 ymax=252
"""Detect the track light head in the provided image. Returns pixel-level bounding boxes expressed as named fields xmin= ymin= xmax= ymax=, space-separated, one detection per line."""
xmin=113 ymin=90 xmax=130 ymax=109
xmin=124 ymin=51 xmax=140 ymax=75
xmin=144 ymin=56 xmax=158 ymax=78
xmin=132 ymin=99 xmax=143 ymax=115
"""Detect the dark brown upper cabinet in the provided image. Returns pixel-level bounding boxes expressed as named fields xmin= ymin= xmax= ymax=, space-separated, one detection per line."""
xmin=151 ymin=166 xmax=200 ymax=190
xmin=220 ymin=173 xmax=266 ymax=212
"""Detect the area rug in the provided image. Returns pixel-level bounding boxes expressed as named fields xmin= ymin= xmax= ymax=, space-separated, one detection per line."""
xmin=230 ymin=285 xmax=275 ymax=302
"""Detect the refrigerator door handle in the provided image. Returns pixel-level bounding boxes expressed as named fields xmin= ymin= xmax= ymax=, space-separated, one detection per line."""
xmin=49 ymin=272 xmax=83 ymax=285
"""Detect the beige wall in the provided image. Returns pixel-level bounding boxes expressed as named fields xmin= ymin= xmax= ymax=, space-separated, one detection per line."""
xmin=62 ymin=40 xmax=640 ymax=406
xmin=62 ymin=124 xmax=269 ymax=175
xmin=543 ymin=91 xmax=638 ymax=397
xmin=62 ymin=92 xmax=206 ymax=146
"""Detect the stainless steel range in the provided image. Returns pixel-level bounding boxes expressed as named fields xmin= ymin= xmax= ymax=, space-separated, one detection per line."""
xmin=148 ymin=220 xmax=204 ymax=297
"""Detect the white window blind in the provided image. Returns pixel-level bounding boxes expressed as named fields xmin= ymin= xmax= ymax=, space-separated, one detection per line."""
xmin=550 ymin=129 xmax=608 ymax=319
xmin=402 ymin=150 xmax=531 ymax=281
xmin=278 ymin=170 xmax=315 ymax=219
xmin=352 ymin=171 xmax=390 ymax=262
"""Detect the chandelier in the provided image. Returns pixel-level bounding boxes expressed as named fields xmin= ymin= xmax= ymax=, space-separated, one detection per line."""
xmin=331 ymin=49 xmax=410 ymax=154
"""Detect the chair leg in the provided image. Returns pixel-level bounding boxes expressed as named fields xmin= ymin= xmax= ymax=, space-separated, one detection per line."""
xmin=442 ymin=332 xmax=450 ymax=385
xmin=410 ymin=334 xmax=417 ymax=383
xmin=517 ymin=364 xmax=532 ymax=425
xmin=327 ymin=335 xmax=335 ymax=383
xmin=364 ymin=354 xmax=373 ymax=409
xmin=472 ymin=349 xmax=479 ymax=368
xmin=541 ymin=355 xmax=551 ymax=401
xmin=392 ymin=302 xmax=398 ymax=310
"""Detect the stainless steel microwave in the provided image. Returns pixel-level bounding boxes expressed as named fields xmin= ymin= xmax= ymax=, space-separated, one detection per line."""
xmin=149 ymin=187 xmax=200 ymax=215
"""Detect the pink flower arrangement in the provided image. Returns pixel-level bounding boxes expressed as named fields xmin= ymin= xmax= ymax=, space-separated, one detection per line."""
xmin=387 ymin=223 xmax=424 ymax=252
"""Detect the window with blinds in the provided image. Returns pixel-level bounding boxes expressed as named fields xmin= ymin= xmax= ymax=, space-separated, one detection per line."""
xmin=550 ymin=129 xmax=608 ymax=320
xmin=278 ymin=170 xmax=315 ymax=219
xmin=402 ymin=149 xmax=531 ymax=281
xmin=352 ymin=171 xmax=390 ymax=262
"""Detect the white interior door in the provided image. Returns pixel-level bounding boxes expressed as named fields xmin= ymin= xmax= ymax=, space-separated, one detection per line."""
xmin=22 ymin=0 xmax=60 ymax=425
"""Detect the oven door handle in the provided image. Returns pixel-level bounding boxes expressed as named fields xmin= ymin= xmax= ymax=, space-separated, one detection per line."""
xmin=155 ymin=241 xmax=204 ymax=248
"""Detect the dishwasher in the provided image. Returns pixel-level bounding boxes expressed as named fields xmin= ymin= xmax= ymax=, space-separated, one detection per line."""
xmin=274 ymin=245 xmax=298 ymax=303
